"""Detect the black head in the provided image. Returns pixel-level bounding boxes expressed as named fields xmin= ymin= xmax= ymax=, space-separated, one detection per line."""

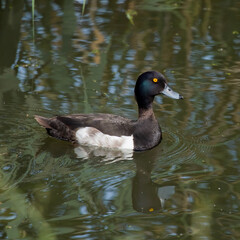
xmin=134 ymin=71 xmax=183 ymax=109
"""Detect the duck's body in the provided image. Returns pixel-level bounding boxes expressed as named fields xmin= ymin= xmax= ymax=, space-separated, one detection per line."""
xmin=35 ymin=109 xmax=161 ymax=151
xmin=35 ymin=71 xmax=183 ymax=151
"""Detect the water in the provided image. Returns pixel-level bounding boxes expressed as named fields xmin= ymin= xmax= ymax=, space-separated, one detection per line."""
xmin=0 ymin=0 xmax=240 ymax=239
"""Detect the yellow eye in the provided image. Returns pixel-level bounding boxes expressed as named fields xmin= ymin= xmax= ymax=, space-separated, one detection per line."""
xmin=153 ymin=78 xmax=158 ymax=83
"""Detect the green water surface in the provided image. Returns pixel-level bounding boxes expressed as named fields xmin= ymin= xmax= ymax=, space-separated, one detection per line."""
xmin=0 ymin=0 xmax=240 ymax=239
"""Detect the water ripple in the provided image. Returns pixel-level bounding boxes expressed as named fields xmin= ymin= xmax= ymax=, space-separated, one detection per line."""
xmin=161 ymin=128 xmax=213 ymax=166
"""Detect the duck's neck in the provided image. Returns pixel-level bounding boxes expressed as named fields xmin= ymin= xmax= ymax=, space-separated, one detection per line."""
xmin=138 ymin=104 xmax=155 ymax=120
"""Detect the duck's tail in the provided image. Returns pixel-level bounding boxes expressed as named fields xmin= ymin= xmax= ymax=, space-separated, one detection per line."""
xmin=34 ymin=115 xmax=76 ymax=143
xmin=34 ymin=115 xmax=51 ymax=129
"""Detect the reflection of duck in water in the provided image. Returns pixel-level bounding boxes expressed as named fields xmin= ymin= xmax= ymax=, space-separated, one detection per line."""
xmin=132 ymin=155 xmax=175 ymax=213
xmin=35 ymin=71 xmax=182 ymax=151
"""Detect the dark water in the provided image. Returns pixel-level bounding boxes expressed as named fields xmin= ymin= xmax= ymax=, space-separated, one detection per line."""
xmin=0 ymin=0 xmax=240 ymax=239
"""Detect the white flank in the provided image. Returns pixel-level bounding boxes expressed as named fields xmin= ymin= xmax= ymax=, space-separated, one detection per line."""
xmin=74 ymin=146 xmax=133 ymax=161
xmin=76 ymin=127 xmax=134 ymax=150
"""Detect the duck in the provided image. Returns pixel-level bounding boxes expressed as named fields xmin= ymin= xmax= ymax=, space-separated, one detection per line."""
xmin=35 ymin=71 xmax=183 ymax=151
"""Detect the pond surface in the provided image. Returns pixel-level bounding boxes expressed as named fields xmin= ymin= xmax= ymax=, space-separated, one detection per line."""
xmin=0 ymin=0 xmax=240 ymax=239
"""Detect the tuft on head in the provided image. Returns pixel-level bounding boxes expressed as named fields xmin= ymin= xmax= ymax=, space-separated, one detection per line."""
xmin=134 ymin=71 xmax=166 ymax=108
xmin=135 ymin=71 xmax=166 ymax=94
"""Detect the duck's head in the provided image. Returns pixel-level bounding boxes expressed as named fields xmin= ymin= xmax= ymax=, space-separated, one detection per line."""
xmin=134 ymin=71 xmax=183 ymax=109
